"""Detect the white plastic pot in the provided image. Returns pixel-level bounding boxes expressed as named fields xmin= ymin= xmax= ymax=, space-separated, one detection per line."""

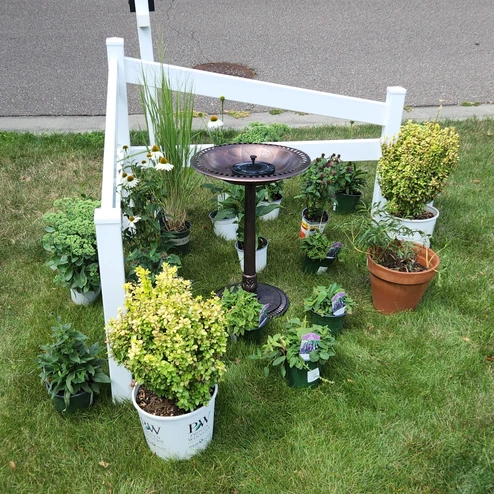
xmin=390 ymin=205 xmax=439 ymax=247
xmin=299 ymin=209 xmax=329 ymax=239
xmin=132 ymin=384 xmax=218 ymax=461
xmin=259 ymin=197 xmax=282 ymax=221
xmin=70 ymin=288 xmax=100 ymax=305
xmin=209 ymin=211 xmax=238 ymax=241
xmin=235 ymin=238 xmax=269 ymax=273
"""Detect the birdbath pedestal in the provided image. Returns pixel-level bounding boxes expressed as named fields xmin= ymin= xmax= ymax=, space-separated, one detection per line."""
xmin=192 ymin=143 xmax=311 ymax=318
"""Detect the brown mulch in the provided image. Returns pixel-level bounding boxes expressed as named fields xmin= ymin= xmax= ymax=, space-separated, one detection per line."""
xmin=378 ymin=250 xmax=428 ymax=272
xmin=394 ymin=210 xmax=435 ymax=220
xmin=135 ymin=386 xmax=187 ymax=417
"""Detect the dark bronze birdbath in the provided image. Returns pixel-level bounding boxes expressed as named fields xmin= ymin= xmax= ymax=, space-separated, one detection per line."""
xmin=192 ymin=143 xmax=311 ymax=317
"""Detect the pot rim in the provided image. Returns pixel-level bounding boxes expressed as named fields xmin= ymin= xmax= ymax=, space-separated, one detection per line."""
xmin=131 ymin=383 xmax=218 ymax=421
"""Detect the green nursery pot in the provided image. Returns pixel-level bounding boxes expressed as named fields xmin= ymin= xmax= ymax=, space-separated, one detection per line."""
xmin=241 ymin=317 xmax=269 ymax=343
xmin=334 ymin=192 xmax=361 ymax=214
xmin=285 ymin=361 xmax=320 ymax=389
xmin=52 ymin=390 xmax=93 ymax=415
xmin=302 ymin=255 xmax=336 ymax=274
xmin=310 ymin=309 xmax=345 ymax=336
xmin=167 ymin=221 xmax=191 ymax=255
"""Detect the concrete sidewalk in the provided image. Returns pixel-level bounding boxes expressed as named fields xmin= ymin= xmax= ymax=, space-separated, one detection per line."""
xmin=0 ymin=105 xmax=493 ymax=134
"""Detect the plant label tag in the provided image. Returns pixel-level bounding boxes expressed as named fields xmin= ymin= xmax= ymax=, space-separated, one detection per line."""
xmin=259 ymin=304 xmax=270 ymax=326
xmin=332 ymin=292 xmax=346 ymax=316
xmin=327 ymin=242 xmax=343 ymax=259
xmin=316 ymin=266 xmax=328 ymax=274
xmin=300 ymin=332 xmax=320 ymax=361
xmin=307 ymin=367 xmax=320 ymax=383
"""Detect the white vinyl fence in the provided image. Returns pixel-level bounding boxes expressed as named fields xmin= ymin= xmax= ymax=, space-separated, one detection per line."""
xmin=96 ymin=1 xmax=406 ymax=401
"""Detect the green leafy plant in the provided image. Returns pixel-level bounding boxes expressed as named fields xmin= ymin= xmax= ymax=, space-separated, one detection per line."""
xmin=118 ymin=145 xmax=178 ymax=280
xmin=378 ymin=120 xmax=460 ymax=218
xmin=37 ymin=317 xmax=111 ymax=408
xmin=257 ymin=180 xmax=284 ymax=203
xmin=219 ymin=287 xmax=268 ymax=337
xmin=331 ymin=161 xmax=368 ymax=196
xmin=251 ymin=318 xmax=336 ymax=377
xmin=303 ymin=283 xmax=356 ymax=317
xmin=106 ymin=264 xmax=228 ymax=412
xmin=42 ymin=197 xmax=101 ymax=293
xmin=230 ymin=122 xmax=290 ymax=143
xmin=139 ymin=64 xmax=200 ymax=231
xmin=202 ymin=182 xmax=245 ymax=221
xmin=296 ymin=153 xmax=341 ymax=221
xmin=348 ymin=208 xmax=429 ymax=272
xmin=300 ymin=232 xmax=336 ymax=261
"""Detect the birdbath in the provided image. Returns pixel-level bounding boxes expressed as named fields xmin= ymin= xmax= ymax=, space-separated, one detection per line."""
xmin=192 ymin=143 xmax=311 ymax=318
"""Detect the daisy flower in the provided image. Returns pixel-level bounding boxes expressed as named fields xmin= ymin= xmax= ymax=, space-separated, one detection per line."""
xmin=208 ymin=115 xmax=224 ymax=130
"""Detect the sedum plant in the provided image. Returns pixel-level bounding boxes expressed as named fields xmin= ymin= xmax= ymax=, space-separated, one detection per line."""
xmin=378 ymin=120 xmax=460 ymax=218
xmin=42 ymin=197 xmax=101 ymax=293
xmin=250 ymin=318 xmax=336 ymax=377
xmin=37 ymin=318 xmax=111 ymax=408
xmin=106 ymin=264 xmax=228 ymax=412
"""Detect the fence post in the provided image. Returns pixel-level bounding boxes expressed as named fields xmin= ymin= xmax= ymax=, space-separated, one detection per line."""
xmin=371 ymin=86 xmax=407 ymax=208
xmin=106 ymin=38 xmax=131 ymax=148
xmin=134 ymin=0 xmax=156 ymax=146
xmin=94 ymin=208 xmax=132 ymax=402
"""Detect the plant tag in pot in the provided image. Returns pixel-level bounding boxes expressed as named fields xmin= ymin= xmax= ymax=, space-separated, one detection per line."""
xmin=259 ymin=304 xmax=270 ymax=327
xmin=327 ymin=242 xmax=343 ymax=259
xmin=299 ymin=332 xmax=320 ymax=362
xmin=332 ymin=292 xmax=347 ymax=316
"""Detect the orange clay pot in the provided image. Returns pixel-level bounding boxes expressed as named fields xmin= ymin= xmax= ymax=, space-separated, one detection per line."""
xmin=367 ymin=244 xmax=440 ymax=314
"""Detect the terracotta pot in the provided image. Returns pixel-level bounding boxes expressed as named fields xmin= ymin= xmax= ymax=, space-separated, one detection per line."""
xmin=367 ymin=244 xmax=440 ymax=314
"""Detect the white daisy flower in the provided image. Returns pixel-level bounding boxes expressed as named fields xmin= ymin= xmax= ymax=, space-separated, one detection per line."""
xmin=125 ymin=215 xmax=141 ymax=233
xmin=150 ymin=145 xmax=164 ymax=162
xmin=156 ymin=162 xmax=174 ymax=171
xmin=208 ymin=116 xmax=224 ymax=130
xmin=125 ymin=175 xmax=138 ymax=188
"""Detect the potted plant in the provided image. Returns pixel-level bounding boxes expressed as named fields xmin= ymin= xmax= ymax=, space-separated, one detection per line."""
xmin=300 ymin=232 xmax=343 ymax=274
xmin=106 ymin=264 xmax=228 ymax=460
xmin=303 ymin=283 xmax=356 ymax=336
xmin=42 ymin=197 xmax=101 ymax=305
xmin=296 ymin=153 xmax=341 ymax=238
xmin=119 ymin=145 xmax=180 ymax=280
xmin=219 ymin=286 xmax=269 ymax=342
xmin=202 ymin=182 xmax=243 ymax=241
xmin=37 ymin=318 xmax=111 ymax=415
xmin=351 ymin=212 xmax=440 ymax=314
xmin=378 ymin=120 xmax=460 ymax=245
xmin=258 ymin=180 xmax=284 ymax=221
xmin=251 ymin=318 xmax=336 ymax=388
xmin=139 ymin=65 xmax=200 ymax=253
xmin=330 ymin=161 xmax=368 ymax=213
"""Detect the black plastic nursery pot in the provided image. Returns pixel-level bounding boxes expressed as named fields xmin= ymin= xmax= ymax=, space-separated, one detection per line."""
xmin=52 ymin=390 xmax=93 ymax=415
xmin=302 ymin=255 xmax=336 ymax=274
xmin=285 ymin=361 xmax=320 ymax=389
xmin=310 ymin=310 xmax=345 ymax=336
xmin=238 ymin=317 xmax=269 ymax=343
xmin=167 ymin=221 xmax=191 ymax=255
xmin=334 ymin=192 xmax=361 ymax=214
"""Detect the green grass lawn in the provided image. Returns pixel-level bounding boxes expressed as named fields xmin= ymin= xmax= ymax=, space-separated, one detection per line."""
xmin=1 ymin=119 xmax=493 ymax=493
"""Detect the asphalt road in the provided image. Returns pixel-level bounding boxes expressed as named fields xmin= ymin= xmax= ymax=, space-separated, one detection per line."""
xmin=1 ymin=0 xmax=493 ymax=117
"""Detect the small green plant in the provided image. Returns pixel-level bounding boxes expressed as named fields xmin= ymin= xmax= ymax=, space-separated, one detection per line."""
xmin=257 ymin=180 xmax=284 ymax=203
xmin=42 ymin=197 xmax=101 ymax=293
xmin=250 ymin=318 xmax=336 ymax=377
xmin=296 ymin=153 xmax=341 ymax=221
xmin=202 ymin=182 xmax=244 ymax=221
xmin=378 ymin=120 xmax=460 ymax=218
xmin=300 ymin=232 xmax=334 ymax=261
xmin=220 ymin=287 xmax=268 ymax=337
xmin=331 ymin=161 xmax=368 ymax=196
xmin=303 ymin=283 xmax=356 ymax=317
xmin=231 ymin=122 xmax=290 ymax=143
xmin=37 ymin=318 xmax=111 ymax=409
xmin=269 ymin=108 xmax=285 ymax=115
xmin=106 ymin=264 xmax=228 ymax=412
